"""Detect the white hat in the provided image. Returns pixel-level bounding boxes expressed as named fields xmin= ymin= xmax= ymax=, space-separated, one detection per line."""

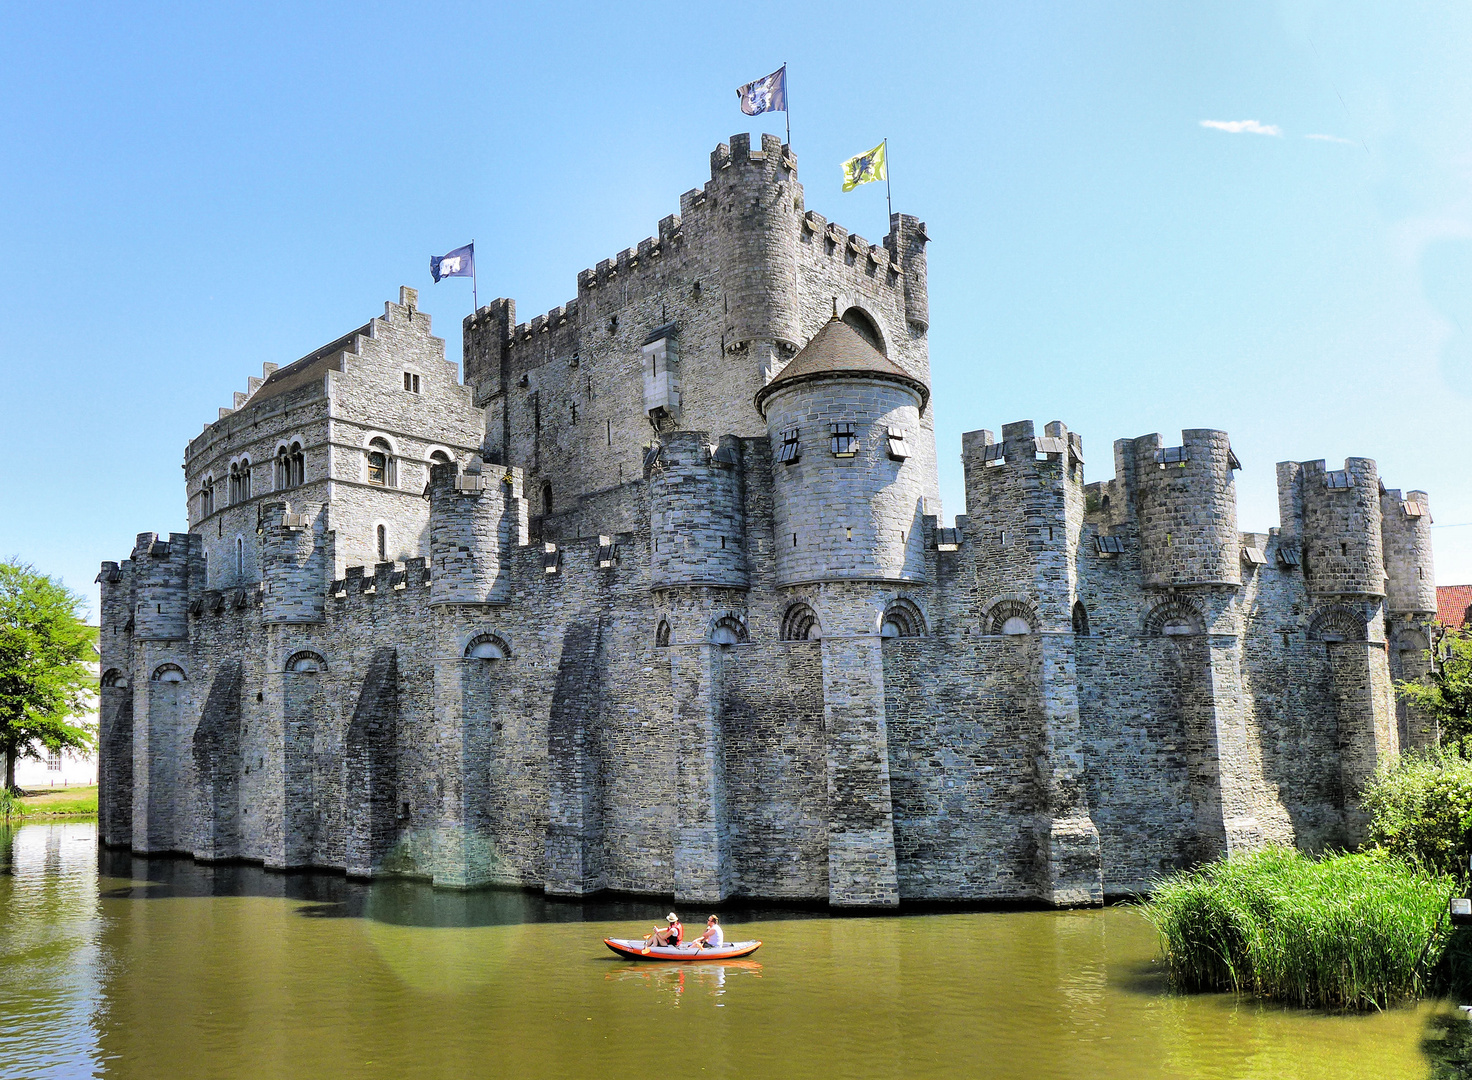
xmin=666 ymin=913 xmax=679 ymax=923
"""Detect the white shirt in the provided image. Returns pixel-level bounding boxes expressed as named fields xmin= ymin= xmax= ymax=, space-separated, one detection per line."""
xmin=705 ymin=924 xmax=724 ymax=947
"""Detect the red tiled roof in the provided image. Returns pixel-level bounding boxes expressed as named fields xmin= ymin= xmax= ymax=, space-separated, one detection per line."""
xmin=1437 ymin=584 xmax=1472 ymax=628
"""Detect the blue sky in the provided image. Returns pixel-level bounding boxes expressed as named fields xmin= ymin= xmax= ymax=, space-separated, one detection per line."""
xmin=3 ymin=1 xmax=1470 ymax=615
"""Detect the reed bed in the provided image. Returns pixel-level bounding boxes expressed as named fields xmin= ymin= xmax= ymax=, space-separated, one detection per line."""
xmin=1142 ymin=847 xmax=1457 ymax=1010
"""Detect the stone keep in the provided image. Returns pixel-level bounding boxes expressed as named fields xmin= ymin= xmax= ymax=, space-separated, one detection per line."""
xmin=97 ymin=135 xmax=1441 ymax=908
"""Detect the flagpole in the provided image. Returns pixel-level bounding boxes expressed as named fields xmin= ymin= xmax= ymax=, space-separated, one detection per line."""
xmin=884 ymin=139 xmax=892 ymax=223
xmin=471 ymin=238 xmax=478 ymax=312
xmin=783 ymin=62 xmax=790 ymax=147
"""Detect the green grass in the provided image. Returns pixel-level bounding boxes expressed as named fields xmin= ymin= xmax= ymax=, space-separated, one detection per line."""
xmin=11 ymin=785 xmax=98 ymax=817
xmin=1141 ymin=846 xmax=1457 ymax=1011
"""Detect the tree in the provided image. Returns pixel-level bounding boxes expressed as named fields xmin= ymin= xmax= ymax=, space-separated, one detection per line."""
xmin=1398 ymin=631 xmax=1472 ymax=747
xmin=0 ymin=561 xmax=97 ymax=793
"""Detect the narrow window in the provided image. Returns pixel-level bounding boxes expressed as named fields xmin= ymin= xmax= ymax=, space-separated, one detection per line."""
xmin=607 ymin=419 xmax=612 ymax=446
xmin=236 ymin=537 xmax=244 ymax=578
xmin=571 ymin=402 xmax=578 ymax=424
xmin=793 ymin=533 xmax=798 ymax=547
xmin=404 ymin=372 xmax=420 ymax=393
xmin=240 ymin=458 xmax=251 ymax=501
xmin=290 ymin=442 xmax=304 ymax=486
xmin=1341 ymin=543 xmax=1348 ymax=557
xmin=542 ymin=481 xmax=553 ymax=515
xmin=276 ymin=446 xmax=290 ymax=490
xmin=829 ymin=422 xmax=857 ymax=457
xmin=377 ymin=525 xmax=387 ymax=561
xmin=367 ymin=438 xmax=392 ymax=486
xmin=777 ymin=428 xmax=801 ymax=464
xmin=886 ymin=426 xmax=910 ymax=461
xmin=846 ymin=527 xmax=853 ymax=541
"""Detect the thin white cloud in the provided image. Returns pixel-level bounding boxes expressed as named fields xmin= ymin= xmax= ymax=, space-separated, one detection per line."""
xmin=1200 ymin=119 xmax=1283 ymax=136
xmin=1306 ymin=133 xmax=1355 ymax=145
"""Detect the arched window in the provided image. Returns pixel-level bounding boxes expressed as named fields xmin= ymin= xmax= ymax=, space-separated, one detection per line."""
xmin=542 ymin=480 xmax=554 ymax=516
xmin=1072 ymin=601 xmax=1090 ymax=636
xmin=276 ymin=443 xmax=305 ymax=489
xmin=465 ymin=633 xmax=510 ymax=660
xmin=152 ymin=663 xmax=186 ymax=683
xmin=275 ymin=446 xmax=291 ymax=490
xmin=239 ymin=458 xmax=251 ymax=501
xmin=367 ymin=438 xmax=394 ymax=487
xmin=655 ymin=619 xmax=671 ymax=648
xmin=376 ymin=525 xmax=388 ymax=561
xmin=781 ymin=603 xmax=821 ymax=641
xmin=229 ymin=462 xmax=240 ymax=504
xmin=290 ymin=442 xmax=304 ymax=486
xmin=986 ymin=599 xmax=1038 ymax=636
xmin=235 ymin=537 xmax=244 ymax=579
xmin=881 ymin=598 xmax=925 ymax=639
xmin=201 ymin=476 xmax=214 ymax=518
xmin=285 ymin=651 xmax=325 ymax=673
xmin=710 ymin=616 xmax=747 ymax=646
xmin=841 ymin=307 xmax=885 ymax=354
xmin=101 ymin=669 xmax=128 ymax=688
xmin=430 ymin=449 xmax=451 ymax=467
xmin=1144 ymin=599 xmax=1205 ymax=638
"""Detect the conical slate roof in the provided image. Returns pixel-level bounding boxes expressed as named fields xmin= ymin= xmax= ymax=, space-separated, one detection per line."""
xmin=754 ymin=316 xmax=930 ymax=415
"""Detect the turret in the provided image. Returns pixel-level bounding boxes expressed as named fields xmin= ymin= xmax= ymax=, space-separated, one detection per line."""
xmin=886 ymin=213 xmax=929 ymax=333
xmin=261 ymin=500 xmax=326 ymax=623
xmin=757 ymin=316 xmax=929 ymax=587
xmin=1380 ymin=488 xmax=1436 ymax=616
xmin=713 ymin=133 xmax=802 ymax=383
xmin=1277 ymin=458 xmax=1384 ymax=598
xmin=961 ymin=420 xmax=1086 ymax=627
xmin=130 ymin=532 xmax=196 ymax=641
xmin=648 ymin=432 xmax=747 ymax=590
xmin=428 ymin=461 xmax=526 ymax=605
xmin=1128 ymin=430 xmax=1240 ymax=589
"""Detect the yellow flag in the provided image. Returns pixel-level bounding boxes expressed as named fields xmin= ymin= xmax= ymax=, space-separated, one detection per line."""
xmin=841 ymin=140 xmax=886 ymax=192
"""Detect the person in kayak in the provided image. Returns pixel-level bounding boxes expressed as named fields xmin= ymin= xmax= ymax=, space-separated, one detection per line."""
xmin=642 ymin=913 xmax=682 ymax=950
xmin=689 ymin=915 xmax=724 ymax=950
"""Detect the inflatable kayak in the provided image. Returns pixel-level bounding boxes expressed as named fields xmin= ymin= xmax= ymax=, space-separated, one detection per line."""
xmin=603 ymin=937 xmax=762 ymax=961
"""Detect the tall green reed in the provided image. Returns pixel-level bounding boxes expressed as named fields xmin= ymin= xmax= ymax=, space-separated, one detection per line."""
xmin=1142 ymin=847 xmax=1456 ymax=1010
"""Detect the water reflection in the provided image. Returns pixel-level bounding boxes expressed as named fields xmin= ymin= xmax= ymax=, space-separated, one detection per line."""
xmin=0 ymin=820 xmax=1458 ymax=1080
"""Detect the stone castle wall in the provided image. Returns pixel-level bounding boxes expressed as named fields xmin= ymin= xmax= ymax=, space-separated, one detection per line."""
xmin=97 ymin=136 xmax=1441 ymax=908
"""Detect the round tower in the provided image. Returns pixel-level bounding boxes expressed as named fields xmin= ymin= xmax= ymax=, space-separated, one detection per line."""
xmin=131 ymin=532 xmax=193 ymax=641
xmin=1129 ymin=430 xmax=1240 ymax=590
xmin=712 ymin=132 xmax=802 ymax=381
xmin=261 ymin=500 xmax=326 ymax=624
xmin=1297 ymin=458 xmax=1385 ymax=598
xmin=648 ymin=432 xmax=747 ymax=590
xmin=757 ymin=316 xmax=930 ymax=587
xmin=1380 ymin=488 xmax=1436 ymax=616
xmin=428 ymin=461 xmax=514 ymax=605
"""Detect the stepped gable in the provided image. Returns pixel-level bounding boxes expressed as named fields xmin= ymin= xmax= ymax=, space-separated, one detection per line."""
xmin=754 ymin=315 xmax=929 ymax=415
xmin=248 ymin=322 xmax=371 ymax=404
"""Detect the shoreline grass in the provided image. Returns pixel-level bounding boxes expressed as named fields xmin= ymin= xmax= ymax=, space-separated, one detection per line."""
xmin=9 ymin=785 xmax=98 ymax=818
xmin=1141 ymin=846 xmax=1457 ymax=1011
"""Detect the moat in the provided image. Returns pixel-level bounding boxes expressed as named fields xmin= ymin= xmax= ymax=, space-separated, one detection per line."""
xmin=3 ymin=821 xmax=1459 ymax=1079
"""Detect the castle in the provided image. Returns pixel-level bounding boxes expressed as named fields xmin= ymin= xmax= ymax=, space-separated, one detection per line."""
xmin=96 ymin=133 xmax=1440 ymax=907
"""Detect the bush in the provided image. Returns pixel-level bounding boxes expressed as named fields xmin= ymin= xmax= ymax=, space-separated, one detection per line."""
xmin=1142 ymin=847 xmax=1456 ymax=1010
xmin=1363 ymin=746 xmax=1472 ymax=876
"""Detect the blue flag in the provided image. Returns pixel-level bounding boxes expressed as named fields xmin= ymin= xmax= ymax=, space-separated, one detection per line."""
xmin=430 ymin=243 xmax=474 ymax=282
xmin=737 ymin=66 xmax=787 ymax=117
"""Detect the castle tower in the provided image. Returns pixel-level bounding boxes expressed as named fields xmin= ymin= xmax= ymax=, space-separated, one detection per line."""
xmin=887 ymin=213 xmax=929 ymax=333
xmin=1277 ymin=457 xmax=1397 ymax=837
xmin=96 ymin=559 xmax=135 ymax=847
xmin=960 ymin=420 xmax=1086 ymax=628
xmin=131 ymin=532 xmax=195 ymax=641
xmin=1129 ymin=431 xmax=1241 ymax=590
xmin=755 ymin=315 xmax=933 ymax=907
xmin=427 ymin=461 xmax=527 ymax=605
xmin=714 ymin=132 xmax=803 ymax=386
xmin=648 ymin=432 xmax=747 ymax=591
xmin=1278 ymin=458 xmax=1385 ymax=601
xmin=1380 ymin=487 xmax=1438 ymax=748
xmin=1380 ymin=488 xmax=1436 ymax=617
xmin=261 ymin=501 xmax=326 ymax=624
xmin=756 ymin=315 xmax=929 ymax=590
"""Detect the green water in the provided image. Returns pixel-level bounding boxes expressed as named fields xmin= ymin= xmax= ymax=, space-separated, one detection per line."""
xmin=1 ymin=819 xmax=1464 ymax=1080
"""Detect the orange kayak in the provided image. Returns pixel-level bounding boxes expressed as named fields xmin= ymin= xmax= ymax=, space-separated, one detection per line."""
xmin=603 ymin=937 xmax=762 ymax=961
